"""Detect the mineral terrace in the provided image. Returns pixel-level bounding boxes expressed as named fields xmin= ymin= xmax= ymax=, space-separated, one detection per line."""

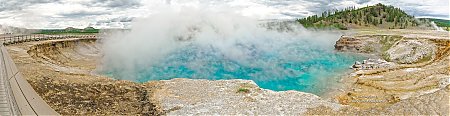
xmin=5 ymin=29 xmax=450 ymax=115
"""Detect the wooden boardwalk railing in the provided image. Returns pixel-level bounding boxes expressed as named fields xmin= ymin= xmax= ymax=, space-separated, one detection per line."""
xmin=1 ymin=34 xmax=97 ymax=45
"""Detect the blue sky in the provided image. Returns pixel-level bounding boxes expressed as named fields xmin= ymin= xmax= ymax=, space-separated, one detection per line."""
xmin=0 ymin=0 xmax=448 ymax=29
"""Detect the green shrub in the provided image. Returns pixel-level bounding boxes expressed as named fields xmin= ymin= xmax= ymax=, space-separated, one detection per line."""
xmin=237 ymin=88 xmax=250 ymax=93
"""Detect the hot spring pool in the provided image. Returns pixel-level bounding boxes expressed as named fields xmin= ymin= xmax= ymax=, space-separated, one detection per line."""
xmin=100 ymin=6 xmax=366 ymax=95
xmin=104 ymin=38 xmax=364 ymax=95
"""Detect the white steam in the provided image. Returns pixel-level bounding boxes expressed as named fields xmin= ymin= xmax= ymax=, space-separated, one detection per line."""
xmin=0 ymin=25 xmax=35 ymax=34
xmin=430 ymin=21 xmax=445 ymax=31
xmin=99 ymin=6 xmax=342 ymax=81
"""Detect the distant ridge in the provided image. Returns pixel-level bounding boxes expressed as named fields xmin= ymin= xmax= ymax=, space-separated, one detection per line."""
xmin=297 ymin=3 xmax=431 ymax=30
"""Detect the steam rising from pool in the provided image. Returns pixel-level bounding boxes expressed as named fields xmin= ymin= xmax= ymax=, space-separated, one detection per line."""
xmin=100 ymin=8 xmax=364 ymax=95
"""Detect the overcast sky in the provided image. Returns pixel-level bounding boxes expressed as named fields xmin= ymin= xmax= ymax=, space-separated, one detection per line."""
xmin=0 ymin=0 xmax=448 ymax=29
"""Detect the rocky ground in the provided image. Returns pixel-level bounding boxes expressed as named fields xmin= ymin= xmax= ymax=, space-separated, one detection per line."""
xmin=4 ymin=29 xmax=450 ymax=115
xmin=332 ymin=29 xmax=449 ymax=114
xmin=149 ymin=78 xmax=342 ymax=115
xmin=6 ymin=38 xmax=162 ymax=115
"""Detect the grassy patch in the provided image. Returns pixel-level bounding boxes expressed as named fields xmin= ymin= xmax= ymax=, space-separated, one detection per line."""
xmin=362 ymin=42 xmax=376 ymax=53
xmin=301 ymin=23 xmax=348 ymax=30
xmin=236 ymin=83 xmax=254 ymax=93
xmin=444 ymin=27 xmax=450 ymax=31
xmin=331 ymin=23 xmax=348 ymax=30
xmin=424 ymin=18 xmax=450 ymax=27
xmin=237 ymin=88 xmax=250 ymax=93
xmin=380 ymin=35 xmax=403 ymax=61
xmin=381 ymin=52 xmax=391 ymax=61
xmin=380 ymin=35 xmax=402 ymax=52
xmin=416 ymin=53 xmax=433 ymax=63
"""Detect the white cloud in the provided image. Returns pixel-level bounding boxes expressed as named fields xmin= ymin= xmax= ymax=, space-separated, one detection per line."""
xmin=0 ymin=0 xmax=448 ymax=29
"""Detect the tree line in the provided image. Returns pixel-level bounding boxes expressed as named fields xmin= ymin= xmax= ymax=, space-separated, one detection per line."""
xmin=297 ymin=3 xmax=423 ymax=30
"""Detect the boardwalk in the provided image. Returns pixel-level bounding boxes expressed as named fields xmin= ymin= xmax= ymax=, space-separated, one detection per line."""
xmin=0 ymin=45 xmax=19 ymax=115
xmin=0 ymin=46 xmax=16 ymax=115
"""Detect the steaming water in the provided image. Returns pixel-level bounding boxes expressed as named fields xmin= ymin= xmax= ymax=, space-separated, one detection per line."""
xmin=133 ymin=41 xmax=362 ymax=95
xmin=102 ymin=29 xmax=365 ymax=95
xmin=100 ymin=8 xmax=365 ymax=95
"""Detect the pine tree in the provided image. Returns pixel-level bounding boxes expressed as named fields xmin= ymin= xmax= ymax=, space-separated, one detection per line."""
xmin=394 ymin=20 xmax=397 ymax=27
xmin=404 ymin=22 xmax=408 ymax=28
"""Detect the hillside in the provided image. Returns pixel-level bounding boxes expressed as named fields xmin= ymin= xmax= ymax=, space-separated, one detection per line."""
xmin=34 ymin=27 xmax=100 ymax=34
xmin=297 ymin=3 xmax=427 ymax=30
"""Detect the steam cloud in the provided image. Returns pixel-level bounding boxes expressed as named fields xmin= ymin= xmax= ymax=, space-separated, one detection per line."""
xmin=98 ymin=5 xmax=346 ymax=85
xmin=430 ymin=21 xmax=445 ymax=31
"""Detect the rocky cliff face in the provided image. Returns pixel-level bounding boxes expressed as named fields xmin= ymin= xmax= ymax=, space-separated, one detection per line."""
xmin=332 ymin=32 xmax=450 ymax=115
xmin=27 ymin=38 xmax=98 ymax=66
xmin=334 ymin=36 xmax=364 ymax=52
xmin=335 ymin=34 xmax=442 ymax=64
xmin=335 ymin=35 xmax=403 ymax=54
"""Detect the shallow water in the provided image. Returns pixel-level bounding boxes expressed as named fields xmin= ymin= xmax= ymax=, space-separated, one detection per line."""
xmin=106 ymin=38 xmax=364 ymax=95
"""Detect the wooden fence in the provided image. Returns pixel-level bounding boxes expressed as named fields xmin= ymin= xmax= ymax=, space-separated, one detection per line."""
xmin=0 ymin=34 xmax=97 ymax=45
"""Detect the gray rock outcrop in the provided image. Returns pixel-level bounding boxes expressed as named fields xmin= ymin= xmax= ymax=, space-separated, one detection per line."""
xmin=151 ymin=78 xmax=343 ymax=115
xmin=384 ymin=39 xmax=436 ymax=64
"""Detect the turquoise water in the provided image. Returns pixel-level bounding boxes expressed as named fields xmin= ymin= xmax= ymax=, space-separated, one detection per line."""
xmin=106 ymin=39 xmax=364 ymax=95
